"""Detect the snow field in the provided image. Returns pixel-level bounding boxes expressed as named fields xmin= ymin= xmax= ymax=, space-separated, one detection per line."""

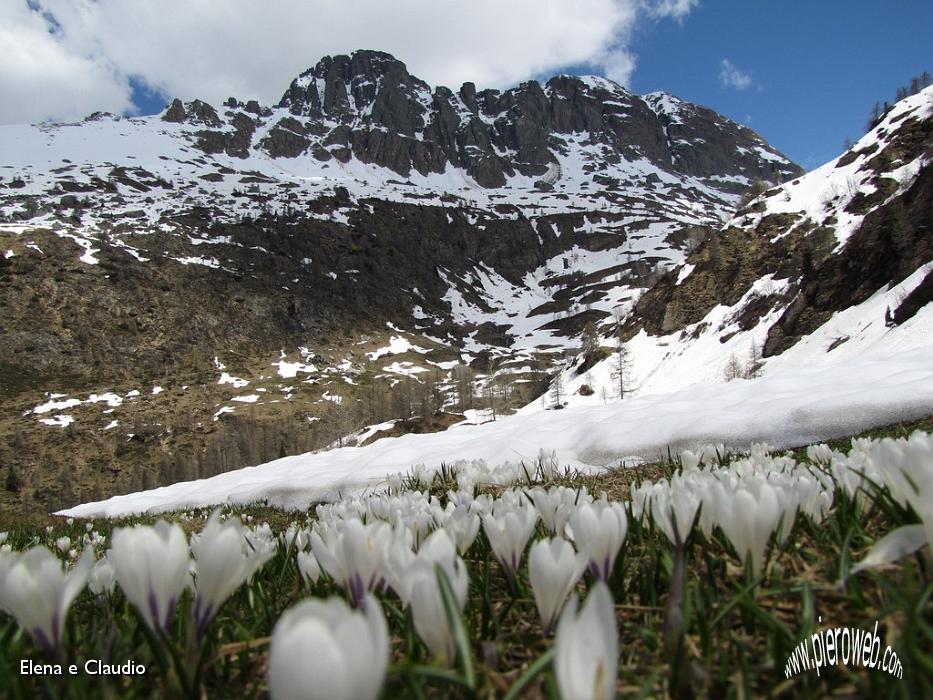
xmin=61 ymin=342 xmax=933 ymax=518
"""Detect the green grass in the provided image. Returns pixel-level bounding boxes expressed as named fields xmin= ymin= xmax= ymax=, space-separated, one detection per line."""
xmin=1 ymin=418 xmax=932 ymax=698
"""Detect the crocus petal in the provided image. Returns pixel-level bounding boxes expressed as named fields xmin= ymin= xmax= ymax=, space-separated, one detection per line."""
xmin=555 ymin=582 xmax=618 ymax=700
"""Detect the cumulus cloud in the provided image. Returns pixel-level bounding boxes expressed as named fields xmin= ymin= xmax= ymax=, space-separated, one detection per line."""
xmin=0 ymin=2 xmax=132 ymax=124
xmin=719 ymin=58 xmax=754 ymax=91
xmin=2 ymin=0 xmax=699 ymax=125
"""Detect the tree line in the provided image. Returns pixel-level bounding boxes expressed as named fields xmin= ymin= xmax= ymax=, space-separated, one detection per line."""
xmin=864 ymin=71 xmax=931 ymax=133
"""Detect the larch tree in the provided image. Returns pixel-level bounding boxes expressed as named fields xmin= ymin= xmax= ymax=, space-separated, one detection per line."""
xmin=610 ymin=343 xmax=631 ymax=399
xmin=549 ymin=371 xmax=565 ymax=409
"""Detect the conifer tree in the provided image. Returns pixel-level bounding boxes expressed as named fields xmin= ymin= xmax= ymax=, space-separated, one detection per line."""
xmin=5 ymin=465 xmax=21 ymax=493
xmin=867 ymin=101 xmax=882 ymax=132
xmin=611 ymin=343 xmax=631 ymax=399
xmin=549 ymin=372 xmax=564 ymax=408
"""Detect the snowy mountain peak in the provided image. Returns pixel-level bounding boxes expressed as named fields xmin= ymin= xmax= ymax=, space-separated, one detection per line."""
xmin=147 ymin=49 xmax=800 ymax=189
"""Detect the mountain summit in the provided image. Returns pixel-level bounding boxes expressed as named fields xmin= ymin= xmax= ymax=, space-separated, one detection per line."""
xmin=159 ymin=49 xmax=799 ymax=190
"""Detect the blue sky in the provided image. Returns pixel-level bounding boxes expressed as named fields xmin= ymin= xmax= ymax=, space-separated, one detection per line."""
xmin=616 ymin=1 xmax=933 ymax=168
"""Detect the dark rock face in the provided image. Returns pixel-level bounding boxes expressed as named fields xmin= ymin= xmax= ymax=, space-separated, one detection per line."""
xmin=167 ymin=49 xmax=801 ymax=187
xmin=621 ymin=104 xmax=933 ymax=358
xmin=162 ymin=98 xmax=187 ymax=123
xmin=187 ymin=99 xmax=223 ymax=128
xmin=764 ymin=166 xmax=933 ymax=355
xmin=260 ymin=118 xmax=311 ymax=158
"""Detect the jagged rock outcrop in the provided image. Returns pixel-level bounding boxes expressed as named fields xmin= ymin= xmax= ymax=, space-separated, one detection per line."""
xmin=164 ymin=49 xmax=800 ymax=186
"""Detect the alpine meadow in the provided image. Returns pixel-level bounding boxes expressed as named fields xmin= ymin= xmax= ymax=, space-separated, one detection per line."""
xmin=1 ymin=2 xmax=932 ymax=698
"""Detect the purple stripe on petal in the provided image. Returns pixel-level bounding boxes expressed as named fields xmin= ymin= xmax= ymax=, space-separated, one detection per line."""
xmin=148 ymin=591 xmax=161 ymax=629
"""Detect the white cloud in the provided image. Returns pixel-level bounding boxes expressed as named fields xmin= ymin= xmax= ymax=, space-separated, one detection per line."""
xmin=0 ymin=2 xmax=132 ymax=124
xmin=719 ymin=58 xmax=754 ymax=91
xmin=643 ymin=0 xmax=700 ymax=20
xmin=600 ymin=49 xmax=639 ymax=87
xmin=2 ymin=1 xmax=700 ymax=125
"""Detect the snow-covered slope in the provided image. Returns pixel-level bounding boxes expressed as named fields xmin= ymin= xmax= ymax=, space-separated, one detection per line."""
xmin=729 ymin=87 xmax=933 ymax=249
xmin=534 ymin=86 xmax=933 ymax=411
xmin=529 ymin=264 xmax=933 ymax=411
xmin=60 ymin=344 xmax=933 ymax=517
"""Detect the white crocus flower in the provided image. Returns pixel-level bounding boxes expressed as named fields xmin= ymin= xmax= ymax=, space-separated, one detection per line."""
xmin=872 ymin=433 xmax=933 ymax=543
xmin=407 ymin=556 xmax=469 ymax=665
xmin=55 ymin=536 xmax=70 ymax=553
xmin=386 ymin=472 xmax=404 ymax=495
xmin=0 ymin=546 xmax=92 ymax=652
xmin=309 ymin=524 xmax=347 ymax=585
xmin=380 ymin=526 xmax=416 ymax=601
xmin=469 ymin=494 xmax=494 ymax=517
xmin=412 ymin=464 xmax=436 ymax=490
xmin=716 ymin=483 xmax=781 ymax=577
xmin=555 ymin=581 xmax=618 ymax=700
xmin=530 ymin=486 xmax=583 ymax=537
xmin=849 ymin=433 xmax=933 ymax=572
xmin=110 ymin=520 xmax=192 ymax=632
xmin=268 ymin=594 xmax=389 ymax=700
xmin=680 ymin=450 xmax=701 ymax=470
xmin=282 ymin=523 xmax=309 ymax=551
xmin=482 ymin=504 xmax=538 ymax=581
xmin=297 ymin=550 xmax=322 ymax=585
xmin=416 ymin=528 xmax=460 ymax=568
xmin=529 ymin=487 xmax=562 ymax=534
xmin=693 ymin=479 xmax=719 ymax=538
xmin=699 ymin=444 xmax=725 ymax=466
xmin=528 ymin=538 xmax=587 ymax=635
xmin=650 ymin=481 xmax=700 ymax=545
xmin=629 ymin=482 xmax=652 ymax=522
xmin=310 ymin=519 xmax=391 ymax=606
xmin=191 ymin=512 xmax=275 ymax=636
xmin=389 ymin=529 xmax=469 ymax=665
xmin=0 ymin=549 xmax=11 ymax=593
xmin=402 ymin=509 xmax=434 ymax=549
xmin=443 ymin=505 xmax=481 ymax=554
xmin=569 ymin=500 xmax=628 ymax=581
xmin=342 ymin=519 xmax=392 ymax=605
xmin=88 ymin=555 xmax=116 ymax=596
xmin=806 ymin=443 xmax=834 ymax=465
